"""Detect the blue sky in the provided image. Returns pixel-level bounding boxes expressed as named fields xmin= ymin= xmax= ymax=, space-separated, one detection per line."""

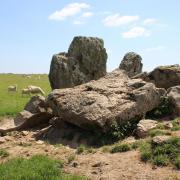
xmin=0 ymin=0 xmax=179 ymax=73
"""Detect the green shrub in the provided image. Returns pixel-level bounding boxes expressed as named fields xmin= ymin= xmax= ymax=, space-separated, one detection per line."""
xmin=0 ymin=155 xmax=86 ymax=180
xmin=0 ymin=149 xmax=9 ymax=158
xmin=111 ymin=144 xmax=131 ymax=153
xmin=110 ymin=119 xmax=139 ymax=141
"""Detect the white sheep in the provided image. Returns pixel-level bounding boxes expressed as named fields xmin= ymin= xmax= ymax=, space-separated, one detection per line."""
xmin=27 ymin=85 xmax=45 ymax=95
xmin=21 ymin=88 xmax=31 ymax=96
xmin=8 ymin=85 xmax=17 ymax=92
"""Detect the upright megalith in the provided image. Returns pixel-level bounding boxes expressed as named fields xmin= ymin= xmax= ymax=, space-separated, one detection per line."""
xmin=49 ymin=36 xmax=107 ymax=89
xmin=119 ymin=52 xmax=143 ymax=77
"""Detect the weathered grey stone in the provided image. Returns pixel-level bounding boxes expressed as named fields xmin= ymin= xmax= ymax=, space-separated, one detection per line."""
xmin=136 ymin=119 xmax=158 ymax=138
xmin=167 ymin=86 xmax=180 ymax=116
xmin=119 ymin=52 xmax=143 ymax=77
xmin=0 ymin=112 xmax=53 ymax=134
xmin=132 ymin=72 xmax=150 ymax=81
xmin=148 ymin=64 xmax=180 ymax=89
xmin=163 ymin=122 xmax=173 ymax=129
xmin=152 ymin=135 xmax=171 ymax=144
xmin=24 ymin=95 xmax=47 ymax=114
xmin=14 ymin=110 xmax=33 ymax=126
xmin=0 ymin=137 xmax=6 ymax=144
xmin=49 ymin=36 xmax=107 ymax=89
xmin=47 ymin=70 xmax=165 ymax=132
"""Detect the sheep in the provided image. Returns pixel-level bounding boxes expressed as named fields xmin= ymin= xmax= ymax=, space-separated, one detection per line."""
xmin=8 ymin=85 xmax=17 ymax=92
xmin=27 ymin=85 xmax=45 ymax=95
xmin=21 ymin=88 xmax=31 ymax=96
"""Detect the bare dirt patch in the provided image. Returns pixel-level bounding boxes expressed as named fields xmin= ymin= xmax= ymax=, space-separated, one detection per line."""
xmin=0 ymin=118 xmax=180 ymax=180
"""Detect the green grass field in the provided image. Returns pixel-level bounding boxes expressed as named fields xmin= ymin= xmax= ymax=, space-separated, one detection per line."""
xmin=0 ymin=74 xmax=51 ymax=117
xmin=0 ymin=155 xmax=86 ymax=180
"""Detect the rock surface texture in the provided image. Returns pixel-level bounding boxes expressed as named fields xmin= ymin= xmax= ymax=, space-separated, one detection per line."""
xmin=152 ymin=135 xmax=171 ymax=145
xmin=148 ymin=64 xmax=180 ymax=89
xmin=167 ymin=86 xmax=180 ymax=116
xmin=24 ymin=95 xmax=48 ymax=114
xmin=136 ymin=119 xmax=158 ymax=138
xmin=119 ymin=52 xmax=143 ymax=77
xmin=49 ymin=36 xmax=107 ymax=89
xmin=47 ymin=70 xmax=165 ymax=132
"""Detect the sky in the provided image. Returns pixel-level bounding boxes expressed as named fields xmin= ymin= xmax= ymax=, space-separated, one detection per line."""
xmin=0 ymin=0 xmax=179 ymax=74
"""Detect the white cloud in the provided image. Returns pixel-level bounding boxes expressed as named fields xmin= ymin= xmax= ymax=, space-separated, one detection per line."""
xmin=144 ymin=18 xmax=158 ymax=25
xmin=103 ymin=14 xmax=139 ymax=27
xmin=73 ymin=20 xmax=84 ymax=25
xmin=98 ymin=11 xmax=111 ymax=15
xmin=48 ymin=3 xmax=90 ymax=21
xmin=122 ymin=26 xmax=150 ymax=38
xmin=81 ymin=12 xmax=93 ymax=18
xmin=144 ymin=46 xmax=166 ymax=52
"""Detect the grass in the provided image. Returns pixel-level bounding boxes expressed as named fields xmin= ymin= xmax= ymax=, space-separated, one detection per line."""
xmin=139 ymin=141 xmax=152 ymax=162
xmin=139 ymin=137 xmax=180 ymax=169
xmin=111 ymin=143 xmax=131 ymax=153
xmin=131 ymin=139 xmax=148 ymax=150
xmin=148 ymin=129 xmax=171 ymax=137
xmin=101 ymin=146 xmax=111 ymax=153
xmin=67 ymin=154 xmax=76 ymax=163
xmin=76 ymin=145 xmax=86 ymax=154
xmin=0 ymin=149 xmax=9 ymax=158
xmin=171 ymin=118 xmax=180 ymax=131
xmin=0 ymin=74 xmax=51 ymax=117
xmin=100 ymin=140 xmax=148 ymax=153
xmin=0 ymin=155 xmax=87 ymax=180
xmin=76 ymin=145 xmax=96 ymax=154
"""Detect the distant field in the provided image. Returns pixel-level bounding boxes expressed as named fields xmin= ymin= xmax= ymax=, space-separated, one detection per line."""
xmin=0 ymin=74 xmax=51 ymax=117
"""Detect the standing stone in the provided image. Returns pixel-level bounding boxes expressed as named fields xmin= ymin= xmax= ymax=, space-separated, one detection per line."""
xmin=119 ymin=52 xmax=143 ymax=77
xmin=49 ymin=36 xmax=107 ymax=89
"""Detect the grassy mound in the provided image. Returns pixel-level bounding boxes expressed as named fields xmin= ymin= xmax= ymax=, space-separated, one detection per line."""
xmin=140 ymin=137 xmax=180 ymax=169
xmin=0 ymin=155 xmax=86 ymax=180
